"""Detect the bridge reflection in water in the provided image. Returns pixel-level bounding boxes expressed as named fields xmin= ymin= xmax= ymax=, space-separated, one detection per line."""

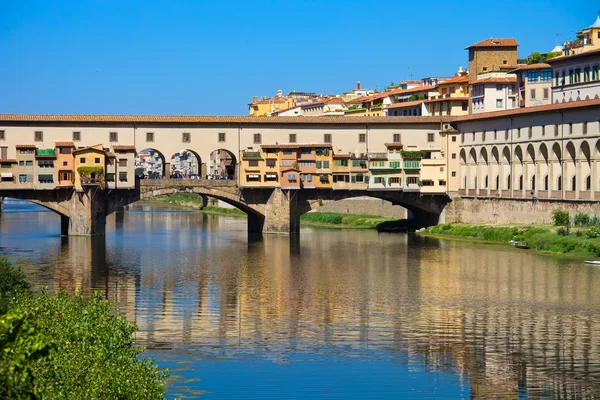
xmin=6 ymin=205 xmax=600 ymax=398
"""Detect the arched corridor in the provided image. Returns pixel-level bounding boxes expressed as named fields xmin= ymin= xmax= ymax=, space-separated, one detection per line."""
xmin=458 ymin=138 xmax=600 ymax=200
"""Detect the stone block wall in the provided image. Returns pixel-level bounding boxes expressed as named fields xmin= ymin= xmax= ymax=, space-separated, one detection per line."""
xmin=313 ymin=197 xmax=408 ymax=219
xmin=443 ymin=196 xmax=600 ymax=225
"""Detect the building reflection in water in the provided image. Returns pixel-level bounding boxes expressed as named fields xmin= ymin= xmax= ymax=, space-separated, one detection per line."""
xmin=10 ymin=205 xmax=600 ymax=398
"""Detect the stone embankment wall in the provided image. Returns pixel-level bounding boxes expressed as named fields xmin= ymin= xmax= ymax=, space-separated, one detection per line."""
xmin=443 ymin=196 xmax=600 ymax=225
xmin=314 ymin=197 xmax=408 ymax=219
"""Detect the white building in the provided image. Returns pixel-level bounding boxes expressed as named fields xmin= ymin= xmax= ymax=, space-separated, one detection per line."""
xmin=547 ymin=48 xmax=600 ymax=103
xmin=470 ymin=73 xmax=518 ymax=113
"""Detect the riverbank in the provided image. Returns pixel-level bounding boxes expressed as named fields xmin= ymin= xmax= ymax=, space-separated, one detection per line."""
xmin=300 ymin=212 xmax=395 ymax=229
xmin=421 ymin=224 xmax=600 ymax=258
xmin=141 ymin=194 xmax=396 ymax=228
xmin=140 ymin=193 xmax=245 ymax=217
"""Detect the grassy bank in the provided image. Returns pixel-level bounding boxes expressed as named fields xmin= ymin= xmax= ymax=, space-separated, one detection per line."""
xmin=141 ymin=193 xmax=245 ymax=217
xmin=422 ymin=224 xmax=600 ymax=257
xmin=300 ymin=212 xmax=395 ymax=229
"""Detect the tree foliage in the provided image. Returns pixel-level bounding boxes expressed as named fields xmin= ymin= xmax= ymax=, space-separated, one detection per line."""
xmin=552 ymin=209 xmax=570 ymax=226
xmin=0 ymin=258 xmax=168 ymax=399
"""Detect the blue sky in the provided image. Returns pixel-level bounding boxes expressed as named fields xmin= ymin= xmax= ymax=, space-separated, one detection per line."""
xmin=0 ymin=1 xmax=597 ymax=115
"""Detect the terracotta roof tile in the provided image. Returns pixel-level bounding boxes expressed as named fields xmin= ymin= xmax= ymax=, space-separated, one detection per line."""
xmin=385 ymin=100 xmax=425 ymax=109
xmin=546 ymin=48 xmax=600 ymax=63
xmin=0 ymin=159 xmax=17 ymax=163
xmin=510 ymin=63 xmax=551 ymax=72
xmin=473 ymin=76 xmax=517 ymax=84
xmin=15 ymin=144 xmax=36 ymax=149
xmin=112 ymin=145 xmax=136 ymax=151
xmin=0 ymin=114 xmax=453 ymax=124
xmin=439 ymin=74 xmax=469 ymax=84
xmin=455 ymin=98 xmax=600 ymax=122
xmin=465 ymin=38 xmax=519 ymax=49
xmin=55 ymin=141 xmax=75 ymax=147
xmin=384 ymin=142 xmax=403 ymax=147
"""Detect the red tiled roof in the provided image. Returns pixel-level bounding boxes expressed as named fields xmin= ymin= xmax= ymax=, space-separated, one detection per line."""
xmin=439 ymin=74 xmax=469 ymax=84
xmin=546 ymin=48 xmax=600 ymax=64
xmin=112 ymin=145 xmax=136 ymax=151
xmin=0 ymin=159 xmax=17 ymax=163
xmin=0 ymin=114 xmax=453 ymax=124
xmin=55 ymin=141 xmax=75 ymax=147
xmin=455 ymin=98 xmax=600 ymax=122
xmin=249 ymin=98 xmax=291 ymax=105
xmin=15 ymin=144 xmax=36 ymax=149
xmin=384 ymin=142 xmax=403 ymax=147
xmin=324 ymin=97 xmax=346 ymax=104
xmin=465 ymin=38 xmax=519 ymax=49
xmin=510 ymin=63 xmax=551 ymax=72
xmin=333 ymin=154 xmax=350 ymax=159
xmin=397 ymin=85 xmax=437 ymax=95
xmin=105 ymin=152 xmax=116 ymax=158
xmin=473 ymin=76 xmax=517 ymax=84
xmin=385 ymin=100 xmax=424 ymax=109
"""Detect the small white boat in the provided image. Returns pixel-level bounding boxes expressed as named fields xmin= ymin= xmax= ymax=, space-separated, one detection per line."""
xmin=584 ymin=261 xmax=600 ymax=266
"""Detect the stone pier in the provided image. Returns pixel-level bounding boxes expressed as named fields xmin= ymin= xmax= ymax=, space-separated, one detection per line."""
xmin=63 ymin=188 xmax=107 ymax=236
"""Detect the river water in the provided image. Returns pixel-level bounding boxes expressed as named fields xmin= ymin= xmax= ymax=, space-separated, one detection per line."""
xmin=2 ymin=199 xmax=600 ymax=399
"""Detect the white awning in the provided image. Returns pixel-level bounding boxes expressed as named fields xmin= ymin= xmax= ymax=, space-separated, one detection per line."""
xmin=265 ymin=174 xmax=277 ymax=178
xmin=1 ymin=173 xmax=13 ymax=178
xmin=248 ymin=174 xmax=260 ymax=178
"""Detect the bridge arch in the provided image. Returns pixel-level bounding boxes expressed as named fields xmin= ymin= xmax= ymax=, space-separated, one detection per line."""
xmin=136 ymin=148 xmax=166 ymax=178
xmin=168 ymin=149 xmax=202 ymax=178
xmin=208 ymin=149 xmax=237 ymax=180
xmin=2 ymin=197 xmax=69 ymax=217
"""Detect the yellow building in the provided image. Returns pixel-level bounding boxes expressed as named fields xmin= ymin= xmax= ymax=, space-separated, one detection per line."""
xmin=565 ymin=16 xmax=600 ymax=56
xmin=314 ymin=147 xmax=333 ymax=188
xmin=248 ymin=91 xmax=294 ymax=116
xmin=73 ymin=144 xmax=106 ymax=191
xmin=344 ymin=94 xmax=385 ymax=117
xmin=426 ymin=73 xmax=470 ymax=116
xmin=239 ymin=148 xmax=279 ymax=187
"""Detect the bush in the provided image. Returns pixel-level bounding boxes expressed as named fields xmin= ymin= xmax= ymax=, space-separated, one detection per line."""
xmin=557 ymin=227 xmax=569 ymax=236
xmin=591 ymin=215 xmax=600 ymax=226
xmin=12 ymin=291 xmax=168 ymax=399
xmin=552 ymin=209 xmax=570 ymax=226
xmin=0 ymin=309 xmax=53 ymax=399
xmin=575 ymin=229 xmax=583 ymax=237
xmin=573 ymin=213 xmax=590 ymax=226
xmin=0 ymin=258 xmax=30 ymax=296
xmin=586 ymin=226 xmax=600 ymax=238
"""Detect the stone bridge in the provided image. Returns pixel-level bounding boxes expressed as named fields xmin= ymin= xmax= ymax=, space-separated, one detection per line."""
xmin=0 ymin=179 xmax=449 ymax=235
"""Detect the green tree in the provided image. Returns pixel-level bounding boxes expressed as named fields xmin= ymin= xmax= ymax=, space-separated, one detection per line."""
xmin=552 ymin=209 xmax=570 ymax=226
xmin=16 ymin=291 xmax=168 ymax=399
xmin=0 ymin=309 xmax=53 ymax=399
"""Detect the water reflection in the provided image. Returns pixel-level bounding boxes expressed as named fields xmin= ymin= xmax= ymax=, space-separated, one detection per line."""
xmin=3 ymin=201 xmax=600 ymax=398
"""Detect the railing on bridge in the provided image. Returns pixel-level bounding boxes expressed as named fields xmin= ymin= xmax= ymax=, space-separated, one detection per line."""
xmin=139 ymin=178 xmax=237 ymax=188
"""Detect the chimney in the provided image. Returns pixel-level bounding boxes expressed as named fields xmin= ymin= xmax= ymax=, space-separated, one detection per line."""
xmin=357 ymin=81 xmax=361 ymax=90
xmin=252 ymin=96 xmax=258 ymax=103
xmin=458 ymin=65 xmax=463 ymax=74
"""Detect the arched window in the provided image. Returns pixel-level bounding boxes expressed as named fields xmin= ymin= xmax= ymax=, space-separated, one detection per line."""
xmin=507 ymin=174 xmax=511 ymax=190
xmin=557 ymin=176 xmax=562 ymax=191
xmin=571 ymin=176 xmax=576 ymax=191
xmin=586 ymin=175 xmax=591 ymax=191
xmin=531 ymin=176 xmax=535 ymax=191
xmin=519 ymin=175 xmax=523 ymax=191
xmin=544 ymin=175 xmax=549 ymax=191
xmin=495 ymin=175 xmax=500 ymax=190
xmin=484 ymin=175 xmax=488 ymax=189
